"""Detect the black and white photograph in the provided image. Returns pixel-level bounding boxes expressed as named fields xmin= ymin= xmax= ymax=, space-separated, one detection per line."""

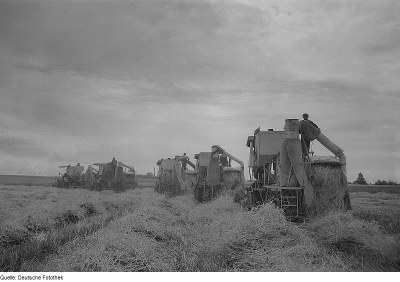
xmin=0 ymin=0 xmax=399 ymax=276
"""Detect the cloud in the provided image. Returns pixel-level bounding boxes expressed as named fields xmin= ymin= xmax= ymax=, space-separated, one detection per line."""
xmin=0 ymin=0 xmax=399 ymax=182
xmin=0 ymin=136 xmax=49 ymax=158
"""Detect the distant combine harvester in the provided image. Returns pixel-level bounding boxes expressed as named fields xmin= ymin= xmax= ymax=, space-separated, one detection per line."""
xmin=53 ymin=158 xmax=137 ymax=192
xmin=154 ymin=155 xmax=195 ymax=196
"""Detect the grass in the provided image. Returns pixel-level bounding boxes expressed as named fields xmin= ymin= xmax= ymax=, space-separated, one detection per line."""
xmin=1 ymin=184 xmax=399 ymax=272
xmin=350 ymin=192 xmax=400 ymax=234
xmin=308 ymin=211 xmax=399 ymax=271
xmin=32 ymin=195 xmax=348 ymax=272
xmin=0 ymin=185 xmax=142 ymax=271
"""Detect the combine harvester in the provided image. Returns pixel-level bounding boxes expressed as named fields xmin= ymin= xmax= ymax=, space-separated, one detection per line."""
xmin=155 ymin=155 xmax=196 ymax=196
xmin=53 ymin=158 xmax=137 ymax=192
xmin=89 ymin=158 xmax=138 ymax=192
xmin=53 ymin=163 xmax=85 ymax=188
xmin=193 ymin=145 xmax=244 ymax=202
xmin=238 ymin=118 xmax=351 ymax=219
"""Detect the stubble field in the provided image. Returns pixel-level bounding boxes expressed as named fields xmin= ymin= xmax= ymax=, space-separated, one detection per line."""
xmin=1 ymin=183 xmax=399 ymax=272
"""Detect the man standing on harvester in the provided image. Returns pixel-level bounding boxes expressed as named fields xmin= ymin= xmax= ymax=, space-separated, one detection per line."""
xmin=111 ymin=157 xmax=117 ymax=175
xmin=300 ymin=113 xmax=319 ymax=157
xmin=182 ymin=153 xmax=189 ymax=170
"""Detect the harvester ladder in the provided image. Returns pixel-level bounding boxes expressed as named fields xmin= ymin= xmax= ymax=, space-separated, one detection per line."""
xmin=281 ymin=164 xmax=300 ymax=217
xmin=280 ymin=187 xmax=300 ymax=217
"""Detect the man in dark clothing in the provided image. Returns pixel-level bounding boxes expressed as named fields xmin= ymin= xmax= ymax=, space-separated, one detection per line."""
xmin=111 ymin=157 xmax=117 ymax=165
xmin=300 ymin=113 xmax=319 ymax=156
xmin=182 ymin=153 xmax=189 ymax=170
xmin=111 ymin=157 xmax=117 ymax=175
xmin=302 ymin=113 xmax=318 ymax=128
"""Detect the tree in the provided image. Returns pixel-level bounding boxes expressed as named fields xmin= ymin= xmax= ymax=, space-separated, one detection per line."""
xmin=353 ymin=172 xmax=367 ymax=185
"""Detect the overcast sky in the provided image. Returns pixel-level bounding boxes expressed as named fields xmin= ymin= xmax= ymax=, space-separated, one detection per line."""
xmin=0 ymin=0 xmax=399 ymax=182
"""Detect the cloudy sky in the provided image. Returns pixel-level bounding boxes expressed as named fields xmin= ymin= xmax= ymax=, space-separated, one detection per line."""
xmin=0 ymin=0 xmax=399 ymax=182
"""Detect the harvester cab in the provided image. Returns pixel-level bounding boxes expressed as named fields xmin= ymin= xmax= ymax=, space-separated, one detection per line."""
xmin=53 ymin=164 xmax=85 ymax=188
xmin=91 ymin=159 xmax=138 ymax=192
xmin=194 ymin=146 xmax=244 ymax=202
xmin=155 ymin=155 xmax=196 ymax=196
xmin=239 ymin=119 xmax=351 ymax=219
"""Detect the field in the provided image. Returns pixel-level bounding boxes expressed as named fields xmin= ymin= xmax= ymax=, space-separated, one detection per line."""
xmin=0 ymin=175 xmax=55 ymax=187
xmin=0 ymin=183 xmax=399 ymax=272
xmin=348 ymin=184 xmax=400 ymax=194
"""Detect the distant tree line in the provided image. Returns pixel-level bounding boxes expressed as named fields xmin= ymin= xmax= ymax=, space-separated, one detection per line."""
xmin=374 ymin=179 xmax=398 ymax=185
xmin=352 ymin=172 xmax=398 ymax=185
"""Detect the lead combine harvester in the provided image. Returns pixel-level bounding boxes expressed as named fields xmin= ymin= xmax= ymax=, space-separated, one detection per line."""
xmin=194 ymin=145 xmax=244 ymax=202
xmin=238 ymin=119 xmax=351 ymax=219
xmin=155 ymin=155 xmax=196 ymax=196
xmin=88 ymin=159 xmax=138 ymax=192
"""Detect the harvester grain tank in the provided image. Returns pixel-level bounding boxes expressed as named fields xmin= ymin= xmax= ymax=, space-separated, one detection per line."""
xmin=155 ymin=155 xmax=196 ymax=196
xmin=194 ymin=145 xmax=244 ymax=202
xmin=53 ymin=164 xmax=85 ymax=188
xmin=240 ymin=119 xmax=351 ymax=218
xmin=91 ymin=159 xmax=138 ymax=192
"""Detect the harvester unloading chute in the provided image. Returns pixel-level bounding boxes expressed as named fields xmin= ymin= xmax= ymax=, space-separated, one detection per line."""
xmin=299 ymin=120 xmax=346 ymax=176
xmin=175 ymin=156 xmax=196 ymax=169
xmin=211 ymin=145 xmax=244 ymax=170
xmin=121 ymin=163 xmax=136 ymax=173
xmin=211 ymin=145 xmax=246 ymax=191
